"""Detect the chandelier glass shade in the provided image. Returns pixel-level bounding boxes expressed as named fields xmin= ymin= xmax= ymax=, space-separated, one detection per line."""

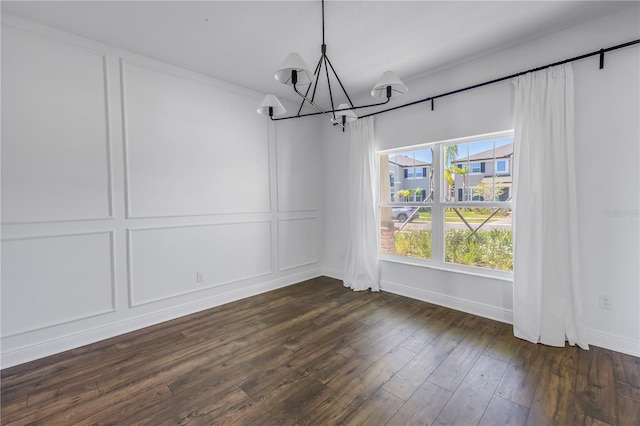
xmin=256 ymin=0 xmax=407 ymax=130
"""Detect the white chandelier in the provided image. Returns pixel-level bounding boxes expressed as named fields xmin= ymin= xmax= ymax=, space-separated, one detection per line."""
xmin=256 ymin=0 xmax=408 ymax=131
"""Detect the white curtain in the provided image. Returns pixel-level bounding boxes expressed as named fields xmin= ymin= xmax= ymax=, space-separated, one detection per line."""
xmin=343 ymin=116 xmax=380 ymax=292
xmin=512 ymin=64 xmax=588 ymax=349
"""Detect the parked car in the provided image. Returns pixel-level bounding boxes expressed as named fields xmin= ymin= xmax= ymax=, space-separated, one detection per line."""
xmin=392 ymin=207 xmax=417 ymax=222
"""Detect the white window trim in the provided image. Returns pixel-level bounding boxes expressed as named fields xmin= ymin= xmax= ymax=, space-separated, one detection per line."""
xmin=378 ymin=130 xmax=514 ymax=280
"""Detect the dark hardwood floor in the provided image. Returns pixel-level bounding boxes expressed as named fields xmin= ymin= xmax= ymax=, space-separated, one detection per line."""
xmin=1 ymin=276 xmax=639 ymax=425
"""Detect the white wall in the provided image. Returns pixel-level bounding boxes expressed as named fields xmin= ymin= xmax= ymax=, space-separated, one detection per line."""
xmin=0 ymin=16 xmax=321 ymax=368
xmin=322 ymin=6 xmax=640 ymax=356
xmin=2 ymin=6 xmax=638 ymax=368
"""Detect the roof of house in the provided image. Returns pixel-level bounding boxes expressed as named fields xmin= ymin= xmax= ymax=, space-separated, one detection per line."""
xmin=456 ymin=143 xmax=513 ymax=162
xmin=389 ymin=154 xmax=431 ymax=167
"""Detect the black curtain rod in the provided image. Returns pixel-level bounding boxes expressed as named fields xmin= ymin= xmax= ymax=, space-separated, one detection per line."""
xmin=358 ymin=39 xmax=640 ymax=120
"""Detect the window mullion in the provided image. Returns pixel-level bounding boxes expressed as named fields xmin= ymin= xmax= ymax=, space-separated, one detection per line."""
xmin=431 ymin=144 xmax=444 ymax=263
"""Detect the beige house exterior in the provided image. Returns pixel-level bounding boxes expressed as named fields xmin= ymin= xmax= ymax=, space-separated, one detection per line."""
xmin=453 ymin=143 xmax=513 ymax=201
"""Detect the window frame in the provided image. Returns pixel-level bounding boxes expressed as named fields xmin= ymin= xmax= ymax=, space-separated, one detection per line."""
xmin=377 ymin=130 xmax=514 ymax=280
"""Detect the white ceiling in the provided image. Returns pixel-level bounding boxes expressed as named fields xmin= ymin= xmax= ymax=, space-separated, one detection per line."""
xmin=2 ymin=1 xmax=636 ymax=107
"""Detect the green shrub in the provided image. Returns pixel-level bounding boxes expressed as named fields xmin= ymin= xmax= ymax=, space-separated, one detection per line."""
xmin=395 ymin=227 xmax=513 ymax=271
xmin=395 ymin=229 xmax=432 ymax=259
xmin=444 ymin=228 xmax=512 ymax=271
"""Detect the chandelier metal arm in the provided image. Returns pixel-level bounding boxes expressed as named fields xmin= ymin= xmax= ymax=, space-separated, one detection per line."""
xmin=323 ymin=56 xmax=337 ymax=120
xmin=309 ymin=54 xmax=323 ymax=103
xmin=297 ymin=56 xmax=324 ymax=116
xmin=294 ymin=83 xmax=331 ymax=116
xmin=324 ymin=55 xmax=355 ymax=108
xmin=269 ymin=94 xmax=391 ymax=121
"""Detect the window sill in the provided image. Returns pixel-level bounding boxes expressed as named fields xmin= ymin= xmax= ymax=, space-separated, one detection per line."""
xmin=379 ymin=253 xmax=514 ymax=282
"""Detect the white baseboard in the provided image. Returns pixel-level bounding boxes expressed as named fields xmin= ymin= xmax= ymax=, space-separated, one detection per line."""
xmin=379 ymin=278 xmax=639 ymax=357
xmin=380 ymin=279 xmax=514 ymax=324
xmin=1 ymin=269 xmax=322 ymax=369
xmin=321 ymin=266 xmax=344 ymax=281
xmin=322 ymin=267 xmax=513 ymax=324
xmin=585 ymin=328 xmax=640 ymax=357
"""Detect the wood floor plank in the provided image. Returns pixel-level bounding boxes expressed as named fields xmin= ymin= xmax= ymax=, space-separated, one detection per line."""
xmin=386 ymin=380 xmax=452 ymax=425
xmin=97 ymin=301 xmax=315 ymax=396
xmin=121 ymin=377 xmax=250 ymax=425
xmin=484 ymin=321 xmax=518 ymax=364
xmin=71 ymin=383 xmax=173 ymax=426
xmin=166 ymin=320 xmax=341 ymax=399
xmin=343 ymin=388 xmax=404 ymax=425
xmin=479 ymin=395 xmax=529 ymax=426
xmin=574 ymin=346 xmax=617 ymax=424
xmin=526 ymin=346 xmax=580 ymax=426
xmin=282 ymin=295 xmax=384 ymax=353
xmin=22 ymin=381 xmax=170 ymax=425
xmin=245 ymin=376 xmax=336 ymax=425
xmin=0 ymin=350 xmax=73 ymax=382
xmin=435 ymin=354 xmax=508 ymax=425
xmin=26 ymin=380 xmax=99 ymax=409
xmin=572 ymin=411 xmax=614 ymax=426
xmin=304 ymin=347 xmax=416 ymax=424
xmin=612 ymin=350 xmax=640 ymax=402
xmin=213 ymin=372 xmax=320 ymax=425
xmin=1 ymin=277 xmax=636 ymax=425
xmin=495 ymin=340 xmax=548 ymax=408
xmin=71 ymin=339 xmax=119 ymax=356
xmin=95 ymin=333 xmax=240 ymax=394
xmin=427 ymin=316 xmax=499 ymax=391
xmin=617 ymin=395 xmax=640 ymax=426
xmin=0 ymin=396 xmax=27 ymax=423
xmin=398 ymin=305 xmax=460 ymax=354
xmin=1 ymin=329 xmax=187 ymax=404
xmin=382 ymin=322 xmax=464 ymax=400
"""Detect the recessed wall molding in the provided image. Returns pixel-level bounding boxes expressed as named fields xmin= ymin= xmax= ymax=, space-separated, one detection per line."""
xmin=127 ymin=221 xmax=273 ymax=306
xmin=278 ymin=217 xmax=320 ymax=271
xmin=1 ymin=24 xmax=113 ymax=224
xmin=120 ymin=60 xmax=270 ymax=219
xmin=276 ymin=211 xmax=320 ymax=222
xmin=1 ymin=231 xmax=116 ymax=337
xmin=275 ymin=119 xmax=320 ymax=213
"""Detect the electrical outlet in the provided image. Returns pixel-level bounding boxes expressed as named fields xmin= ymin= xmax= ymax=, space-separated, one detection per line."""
xmin=196 ymin=272 xmax=204 ymax=283
xmin=598 ymin=294 xmax=612 ymax=310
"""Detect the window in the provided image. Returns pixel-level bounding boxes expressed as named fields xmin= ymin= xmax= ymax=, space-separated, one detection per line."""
xmin=380 ymin=148 xmax=433 ymax=258
xmin=404 ymin=166 xmax=428 ymax=179
xmin=470 ymin=162 xmax=484 ymax=173
xmin=379 ymin=131 xmax=514 ymax=274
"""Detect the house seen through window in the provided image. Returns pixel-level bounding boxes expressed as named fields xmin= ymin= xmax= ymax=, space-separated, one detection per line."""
xmin=379 ymin=131 xmax=514 ymax=273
